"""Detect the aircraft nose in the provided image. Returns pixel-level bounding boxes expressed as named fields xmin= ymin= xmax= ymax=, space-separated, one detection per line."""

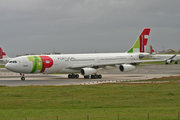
xmin=5 ymin=63 xmax=11 ymax=71
xmin=5 ymin=63 xmax=17 ymax=72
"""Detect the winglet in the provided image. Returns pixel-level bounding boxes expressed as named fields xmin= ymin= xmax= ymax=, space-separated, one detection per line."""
xmin=127 ymin=28 xmax=150 ymax=53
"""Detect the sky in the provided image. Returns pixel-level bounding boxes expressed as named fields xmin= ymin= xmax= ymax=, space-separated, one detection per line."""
xmin=1 ymin=0 xmax=180 ymax=57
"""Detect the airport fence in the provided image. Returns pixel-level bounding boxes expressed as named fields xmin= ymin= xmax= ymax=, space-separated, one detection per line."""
xmin=4 ymin=113 xmax=180 ymax=120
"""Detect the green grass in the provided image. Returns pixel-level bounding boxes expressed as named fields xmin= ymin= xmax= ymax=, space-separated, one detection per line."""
xmin=0 ymin=80 xmax=180 ymax=120
xmin=141 ymin=61 xmax=166 ymax=64
xmin=0 ymin=65 xmax=5 ymax=68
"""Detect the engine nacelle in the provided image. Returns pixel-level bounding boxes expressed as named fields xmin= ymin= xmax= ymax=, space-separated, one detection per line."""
xmin=119 ymin=64 xmax=136 ymax=72
xmin=81 ymin=68 xmax=98 ymax=76
xmin=166 ymin=59 xmax=172 ymax=64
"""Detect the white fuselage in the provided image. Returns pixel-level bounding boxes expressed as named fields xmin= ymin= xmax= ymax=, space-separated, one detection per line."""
xmin=150 ymin=54 xmax=180 ymax=61
xmin=5 ymin=52 xmax=146 ymax=74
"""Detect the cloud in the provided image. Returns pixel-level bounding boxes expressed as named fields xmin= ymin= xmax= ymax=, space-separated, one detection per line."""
xmin=0 ymin=0 xmax=180 ymax=55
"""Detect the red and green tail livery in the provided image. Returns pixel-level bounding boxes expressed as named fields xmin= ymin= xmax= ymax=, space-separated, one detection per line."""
xmin=149 ymin=45 xmax=156 ymax=54
xmin=0 ymin=47 xmax=7 ymax=59
xmin=127 ymin=28 xmax=150 ymax=53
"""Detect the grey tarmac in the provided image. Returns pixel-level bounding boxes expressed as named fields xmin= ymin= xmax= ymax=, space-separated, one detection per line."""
xmin=0 ymin=64 xmax=180 ymax=86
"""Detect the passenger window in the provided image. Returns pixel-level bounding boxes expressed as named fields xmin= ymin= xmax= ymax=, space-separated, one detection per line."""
xmin=9 ymin=61 xmax=17 ymax=63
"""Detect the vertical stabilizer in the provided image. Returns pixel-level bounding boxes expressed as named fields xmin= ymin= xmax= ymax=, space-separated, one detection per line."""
xmin=127 ymin=28 xmax=150 ymax=53
xmin=0 ymin=47 xmax=7 ymax=59
xmin=149 ymin=45 xmax=156 ymax=54
xmin=0 ymin=47 xmax=11 ymax=63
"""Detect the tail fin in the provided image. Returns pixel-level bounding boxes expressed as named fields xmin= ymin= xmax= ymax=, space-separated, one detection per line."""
xmin=127 ymin=28 xmax=150 ymax=53
xmin=0 ymin=47 xmax=7 ymax=59
xmin=0 ymin=47 xmax=11 ymax=63
xmin=149 ymin=45 xmax=156 ymax=54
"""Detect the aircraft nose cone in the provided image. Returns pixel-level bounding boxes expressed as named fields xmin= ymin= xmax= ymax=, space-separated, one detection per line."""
xmin=5 ymin=63 xmax=11 ymax=71
xmin=5 ymin=63 xmax=17 ymax=72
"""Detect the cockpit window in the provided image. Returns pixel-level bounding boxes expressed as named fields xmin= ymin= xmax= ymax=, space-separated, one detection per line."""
xmin=9 ymin=61 xmax=17 ymax=63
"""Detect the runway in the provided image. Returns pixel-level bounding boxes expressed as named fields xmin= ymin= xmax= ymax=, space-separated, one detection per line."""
xmin=0 ymin=64 xmax=180 ymax=86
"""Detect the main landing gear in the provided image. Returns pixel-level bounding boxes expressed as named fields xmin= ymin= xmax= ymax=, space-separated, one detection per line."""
xmin=68 ymin=74 xmax=102 ymax=79
xmin=20 ymin=73 xmax=25 ymax=81
xmin=68 ymin=74 xmax=79 ymax=79
xmin=84 ymin=74 xmax=102 ymax=79
xmin=166 ymin=61 xmax=178 ymax=64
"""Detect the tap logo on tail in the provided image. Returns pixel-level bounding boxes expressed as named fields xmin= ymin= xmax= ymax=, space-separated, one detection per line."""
xmin=127 ymin=28 xmax=150 ymax=53
xmin=149 ymin=45 xmax=156 ymax=54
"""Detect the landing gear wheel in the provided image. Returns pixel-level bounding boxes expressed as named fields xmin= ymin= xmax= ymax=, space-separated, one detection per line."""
xmin=91 ymin=74 xmax=102 ymax=79
xmin=175 ymin=61 xmax=178 ymax=64
xmin=91 ymin=75 xmax=95 ymax=79
xmin=84 ymin=75 xmax=89 ymax=79
xmin=98 ymin=74 xmax=102 ymax=79
xmin=68 ymin=74 xmax=72 ymax=79
xmin=68 ymin=74 xmax=79 ymax=79
xmin=71 ymin=74 xmax=75 ymax=78
xmin=75 ymin=74 xmax=79 ymax=78
xmin=21 ymin=77 xmax=25 ymax=81
xmin=20 ymin=73 xmax=25 ymax=81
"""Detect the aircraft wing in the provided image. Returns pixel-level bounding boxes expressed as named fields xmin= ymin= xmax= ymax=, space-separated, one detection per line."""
xmin=0 ymin=59 xmax=10 ymax=63
xmin=168 ymin=54 xmax=176 ymax=59
xmin=68 ymin=55 xmax=176 ymax=69
xmin=0 ymin=59 xmax=5 ymax=63
xmin=69 ymin=61 xmax=130 ymax=69
xmin=68 ymin=59 xmax=168 ymax=69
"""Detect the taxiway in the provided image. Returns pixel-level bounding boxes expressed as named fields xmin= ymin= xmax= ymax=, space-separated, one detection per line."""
xmin=0 ymin=64 xmax=180 ymax=86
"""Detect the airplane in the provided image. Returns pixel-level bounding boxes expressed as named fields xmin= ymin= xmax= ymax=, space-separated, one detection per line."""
xmin=5 ymin=28 xmax=172 ymax=81
xmin=0 ymin=47 xmax=11 ymax=63
xmin=149 ymin=45 xmax=180 ymax=64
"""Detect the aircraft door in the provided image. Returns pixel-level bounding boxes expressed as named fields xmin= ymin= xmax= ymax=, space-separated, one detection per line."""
xmin=54 ymin=57 xmax=58 ymax=65
xmin=23 ymin=58 xmax=28 ymax=67
xmin=96 ymin=57 xmax=100 ymax=63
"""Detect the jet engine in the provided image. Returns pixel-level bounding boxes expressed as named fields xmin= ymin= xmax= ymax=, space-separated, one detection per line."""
xmin=81 ymin=68 xmax=98 ymax=76
xmin=166 ymin=59 xmax=172 ymax=64
xmin=119 ymin=64 xmax=136 ymax=72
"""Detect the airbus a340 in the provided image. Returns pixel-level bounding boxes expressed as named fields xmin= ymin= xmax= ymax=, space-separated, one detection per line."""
xmin=149 ymin=45 xmax=179 ymax=64
xmin=3 ymin=28 xmax=172 ymax=81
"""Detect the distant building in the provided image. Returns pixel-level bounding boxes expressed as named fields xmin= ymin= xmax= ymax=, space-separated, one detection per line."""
xmin=167 ymin=49 xmax=175 ymax=52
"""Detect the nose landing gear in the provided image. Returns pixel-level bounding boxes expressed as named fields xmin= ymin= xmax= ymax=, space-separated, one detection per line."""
xmin=20 ymin=73 xmax=25 ymax=81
